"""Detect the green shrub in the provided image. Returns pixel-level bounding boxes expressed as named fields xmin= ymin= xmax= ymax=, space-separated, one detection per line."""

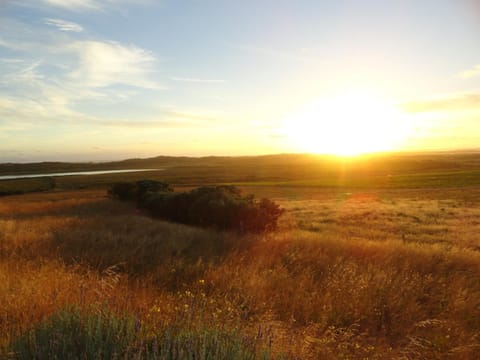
xmin=135 ymin=179 xmax=173 ymax=201
xmin=108 ymin=182 xmax=284 ymax=233
xmin=142 ymin=185 xmax=284 ymax=233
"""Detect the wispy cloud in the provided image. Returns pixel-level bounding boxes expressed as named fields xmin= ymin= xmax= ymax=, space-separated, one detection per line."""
xmin=37 ymin=0 xmax=153 ymax=12
xmin=0 ymin=35 xmax=31 ymax=51
xmin=0 ymin=38 xmax=10 ymax=49
xmin=68 ymin=40 xmax=161 ymax=89
xmin=42 ymin=0 xmax=102 ymax=11
xmin=165 ymin=110 xmax=219 ymax=122
xmin=0 ymin=54 xmax=215 ymax=132
xmin=96 ymin=119 xmax=195 ymax=129
xmin=0 ymin=29 xmax=163 ymax=131
xmin=0 ymin=58 xmax=26 ymax=64
xmin=0 ymin=91 xmax=219 ymax=132
xmin=171 ymin=77 xmax=225 ymax=84
xmin=401 ymin=92 xmax=480 ymax=113
xmin=459 ymin=64 xmax=480 ymax=79
xmin=0 ymin=7 xmax=221 ymax=162
xmin=1 ymin=18 xmax=62 ymax=51
xmin=90 ymin=107 xmax=221 ymax=128
xmin=45 ymin=18 xmax=84 ymax=32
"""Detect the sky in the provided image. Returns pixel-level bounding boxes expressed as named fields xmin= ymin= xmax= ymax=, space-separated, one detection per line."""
xmin=1 ymin=0 xmax=480 ymax=162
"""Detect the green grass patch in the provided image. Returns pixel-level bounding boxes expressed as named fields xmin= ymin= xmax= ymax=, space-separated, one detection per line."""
xmin=9 ymin=307 xmax=272 ymax=360
xmin=10 ymin=307 xmax=138 ymax=359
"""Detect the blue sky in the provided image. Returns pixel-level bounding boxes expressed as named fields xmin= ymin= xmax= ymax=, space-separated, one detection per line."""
xmin=1 ymin=0 xmax=480 ymax=161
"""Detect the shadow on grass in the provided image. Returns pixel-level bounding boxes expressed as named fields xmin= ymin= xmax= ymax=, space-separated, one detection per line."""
xmin=42 ymin=199 xmax=256 ymax=290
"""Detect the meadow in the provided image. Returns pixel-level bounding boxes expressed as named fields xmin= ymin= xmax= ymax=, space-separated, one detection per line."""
xmin=2 ymin=153 xmax=480 ymax=359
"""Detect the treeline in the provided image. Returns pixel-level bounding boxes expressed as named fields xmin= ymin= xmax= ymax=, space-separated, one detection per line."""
xmin=108 ymin=180 xmax=284 ymax=233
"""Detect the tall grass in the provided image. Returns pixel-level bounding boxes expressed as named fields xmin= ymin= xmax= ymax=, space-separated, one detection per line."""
xmin=2 ymin=188 xmax=480 ymax=358
xmin=11 ymin=307 xmax=138 ymax=359
xmin=11 ymin=306 xmax=269 ymax=360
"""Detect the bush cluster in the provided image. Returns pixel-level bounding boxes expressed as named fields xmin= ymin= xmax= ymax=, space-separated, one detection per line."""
xmin=108 ymin=181 xmax=283 ymax=233
xmin=108 ymin=179 xmax=173 ymax=202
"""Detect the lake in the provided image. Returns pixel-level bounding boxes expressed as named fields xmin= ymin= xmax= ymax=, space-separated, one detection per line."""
xmin=0 ymin=169 xmax=162 ymax=181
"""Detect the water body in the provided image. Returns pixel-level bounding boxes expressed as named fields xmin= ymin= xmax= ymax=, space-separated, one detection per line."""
xmin=0 ymin=169 xmax=162 ymax=181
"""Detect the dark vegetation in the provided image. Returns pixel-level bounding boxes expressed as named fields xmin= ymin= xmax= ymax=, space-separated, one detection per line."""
xmin=108 ymin=180 xmax=284 ymax=233
xmin=108 ymin=179 xmax=173 ymax=202
xmin=0 ymin=176 xmax=55 ymax=196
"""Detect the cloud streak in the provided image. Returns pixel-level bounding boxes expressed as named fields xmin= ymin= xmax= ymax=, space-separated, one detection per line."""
xmin=171 ymin=77 xmax=225 ymax=84
xmin=459 ymin=64 xmax=480 ymax=79
xmin=401 ymin=92 xmax=480 ymax=113
xmin=45 ymin=18 xmax=84 ymax=32
xmin=42 ymin=0 xmax=103 ymax=11
xmin=38 ymin=0 xmax=152 ymax=12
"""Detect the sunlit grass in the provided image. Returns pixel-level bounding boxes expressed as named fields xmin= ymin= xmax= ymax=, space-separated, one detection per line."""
xmin=2 ymin=188 xmax=480 ymax=358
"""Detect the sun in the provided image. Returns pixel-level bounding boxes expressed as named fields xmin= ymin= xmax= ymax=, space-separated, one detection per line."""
xmin=282 ymin=90 xmax=411 ymax=156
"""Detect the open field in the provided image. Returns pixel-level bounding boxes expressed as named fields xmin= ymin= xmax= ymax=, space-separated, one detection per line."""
xmin=1 ymin=152 xmax=480 ymax=193
xmin=5 ymin=0 xmax=480 ymax=357
xmin=2 ymin=154 xmax=480 ymax=358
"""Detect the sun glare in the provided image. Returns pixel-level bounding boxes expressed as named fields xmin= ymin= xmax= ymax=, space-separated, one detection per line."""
xmin=283 ymin=90 xmax=411 ymax=156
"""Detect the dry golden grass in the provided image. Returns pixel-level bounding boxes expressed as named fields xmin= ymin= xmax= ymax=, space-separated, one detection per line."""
xmin=2 ymin=187 xmax=480 ymax=358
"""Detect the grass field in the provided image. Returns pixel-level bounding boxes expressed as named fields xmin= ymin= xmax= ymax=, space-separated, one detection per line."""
xmin=2 ymin=152 xmax=480 ymax=192
xmin=2 ymin=153 xmax=480 ymax=358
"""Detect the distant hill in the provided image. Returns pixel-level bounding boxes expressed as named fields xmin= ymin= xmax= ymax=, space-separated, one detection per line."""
xmin=1 ymin=151 xmax=480 ymax=178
